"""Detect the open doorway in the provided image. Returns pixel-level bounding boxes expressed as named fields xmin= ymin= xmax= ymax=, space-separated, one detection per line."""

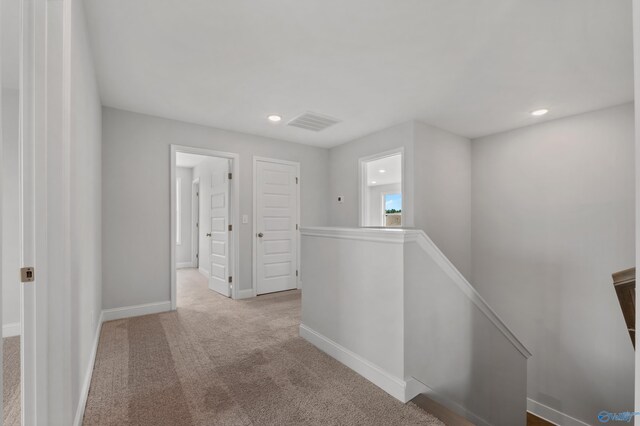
xmin=171 ymin=146 xmax=240 ymax=309
xmin=359 ymin=151 xmax=403 ymax=227
xmin=2 ymin=0 xmax=22 ymax=423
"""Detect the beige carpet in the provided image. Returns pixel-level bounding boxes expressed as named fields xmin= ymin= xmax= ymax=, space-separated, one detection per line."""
xmin=3 ymin=336 xmax=20 ymax=426
xmin=83 ymin=269 xmax=443 ymax=425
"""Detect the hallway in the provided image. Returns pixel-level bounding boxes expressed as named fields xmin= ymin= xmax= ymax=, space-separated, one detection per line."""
xmin=82 ymin=269 xmax=442 ymax=425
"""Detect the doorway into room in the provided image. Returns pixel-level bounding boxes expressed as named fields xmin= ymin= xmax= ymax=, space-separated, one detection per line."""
xmin=171 ymin=146 xmax=239 ymax=309
xmin=2 ymin=0 xmax=23 ymax=422
xmin=359 ymin=151 xmax=404 ymax=227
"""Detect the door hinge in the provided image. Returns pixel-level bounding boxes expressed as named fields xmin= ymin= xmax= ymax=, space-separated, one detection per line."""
xmin=296 ymin=224 xmax=298 ymax=230
xmin=296 ymin=177 xmax=298 ymax=184
xmin=296 ymin=270 xmax=299 ymax=277
xmin=21 ymin=267 xmax=35 ymax=283
xmin=228 ymin=172 xmax=233 ymax=180
xmin=228 ymin=224 xmax=233 ymax=231
xmin=196 ymin=253 xmax=199 ymax=258
xmin=228 ymin=276 xmax=233 ymax=283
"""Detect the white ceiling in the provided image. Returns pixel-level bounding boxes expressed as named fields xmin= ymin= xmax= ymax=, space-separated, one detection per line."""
xmin=83 ymin=0 xmax=633 ymax=148
xmin=367 ymin=155 xmax=401 ymax=187
xmin=2 ymin=0 xmax=20 ymax=90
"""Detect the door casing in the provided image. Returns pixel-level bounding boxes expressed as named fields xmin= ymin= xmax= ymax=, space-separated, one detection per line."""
xmin=170 ymin=145 xmax=240 ymax=307
xmin=191 ymin=178 xmax=200 ymax=269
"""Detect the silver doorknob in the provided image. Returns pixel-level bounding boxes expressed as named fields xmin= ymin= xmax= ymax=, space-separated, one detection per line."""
xmin=258 ymin=232 xmax=264 ymax=238
xmin=206 ymin=233 xmax=212 ymax=237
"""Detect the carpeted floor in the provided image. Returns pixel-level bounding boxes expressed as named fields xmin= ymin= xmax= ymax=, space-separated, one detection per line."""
xmin=83 ymin=269 xmax=443 ymax=425
xmin=3 ymin=336 xmax=20 ymax=426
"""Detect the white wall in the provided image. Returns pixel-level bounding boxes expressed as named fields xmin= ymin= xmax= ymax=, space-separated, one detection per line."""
xmin=1 ymin=89 xmax=19 ymax=333
xmin=102 ymin=107 xmax=330 ymax=309
xmin=328 ymin=122 xmax=414 ymax=228
xmin=301 ymin=226 xmax=529 ymax=424
xmin=69 ymin=0 xmax=102 ymax=421
xmin=414 ymin=121 xmax=471 ymax=279
xmin=32 ymin=0 xmax=102 ymax=422
xmin=328 ymin=120 xmax=472 ymax=277
xmin=471 ymin=103 xmax=635 ymax=423
xmin=175 ymin=167 xmax=192 ymax=266
xmin=367 ymin=183 xmax=401 ymax=226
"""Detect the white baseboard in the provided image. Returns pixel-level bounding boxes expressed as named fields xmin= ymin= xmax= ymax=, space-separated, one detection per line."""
xmin=73 ymin=311 xmax=104 ymax=426
xmin=102 ymin=301 xmax=172 ymax=322
xmin=198 ymin=267 xmax=209 ymax=278
xmin=404 ymin=378 xmax=428 ymax=402
xmin=3 ymin=322 xmax=20 ymax=338
xmin=299 ymin=324 xmax=411 ymax=402
xmin=527 ymin=398 xmax=589 ymax=426
xmin=176 ymin=262 xmax=193 ymax=269
xmin=418 ymin=381 xmax=492 ymax=426
xmin=236 ymin=289 xmax=254 ymax=299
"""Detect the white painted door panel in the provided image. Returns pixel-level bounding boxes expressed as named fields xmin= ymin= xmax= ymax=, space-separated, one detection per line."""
xmin=209 ymin=160 xmax=230 ymax=297
xmin=256 ymin=161 xmax=298 ymax=295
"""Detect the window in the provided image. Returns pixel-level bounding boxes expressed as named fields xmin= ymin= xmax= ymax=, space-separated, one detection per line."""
xmin=383 ymin=193 xmax=402 ymax=227
xmin=176 ymin=178 xmax=182 ymax=245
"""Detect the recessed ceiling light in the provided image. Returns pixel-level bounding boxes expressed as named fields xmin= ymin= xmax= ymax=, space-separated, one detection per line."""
xmin=371 ymin=181 xmax=377 ymax=184
xmin=378 ymin=169 xmax=386 ymax=173
xmin=531 ymin=109 xmax=549 ymax=117
xmin=267 ymin=114 xmax=282 ymax=122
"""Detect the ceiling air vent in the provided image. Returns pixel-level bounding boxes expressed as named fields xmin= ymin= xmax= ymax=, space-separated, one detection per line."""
xmin=287 ymin=112 xmax=341 ymax=132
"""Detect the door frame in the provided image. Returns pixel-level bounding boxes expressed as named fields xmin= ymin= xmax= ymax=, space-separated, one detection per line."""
xmin=191 ymin=177 xmax=200 ymax=268
xmin=358 ymin=148 xmax=407 ymax=227
xmin=252 ymin=156 xmax=301 ymax=297
xmin=170 ymin=145 xmax=240 ymax=307
xmin=21 ymin=0 xmax=50 ymax=422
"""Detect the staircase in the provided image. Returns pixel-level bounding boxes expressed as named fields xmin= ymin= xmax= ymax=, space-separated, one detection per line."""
xmin=300 ymin=226 xmax=531 ymax=426
xmin=613 ymin=267 xmax=635 ymax=348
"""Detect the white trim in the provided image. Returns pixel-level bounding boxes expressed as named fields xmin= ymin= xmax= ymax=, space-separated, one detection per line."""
xmin=301 ymin=226 xmax=419 ymax=244
xmin=0 ymin=9 xmax=4 ymax=420
xmin=300 ymin=227 xmax=531 ymax=359
xmin=253 ymin=157 xmax=301 ymax=296
xmin=418 ymin=380 xmax=492 ymax=426
xmin=358 ymin=148 xmax=410 ymax=227
xmin=3 ymin=323 xmax=21 ymax=338
xmin=176 ymin=262 xmax=193 ymax=269
xmin=171 ymin=145 xmax=240 ymax=307
xmin=191 ymin=178 xmax=200 ymax=269
xmin=102 ymin=301 xmax=171 ymax=322
xmin=198 ymin=267 xmax=209 ymax=277
xmin=527 ymin=399 xmax=587 ymax=426
xmin=21 ymin=0 xmax=50 ymax=422
xmin=72 ymin=311 xmax=104 ymax=426
xmin=408 ymin=230 xmax=532 ymax=358
xmin=404 ymin=378 xmax=429 ymax=403
xmin=176 ymin=177 xmax=182 ymax=245
xmin=300 ymin=324 xmax=413 ymax=403
xmin=236 ymin=289 xmax=254 ymax=299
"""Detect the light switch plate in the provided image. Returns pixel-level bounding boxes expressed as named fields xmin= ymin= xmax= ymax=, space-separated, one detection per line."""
xmin=242 ymin=214 xmax=249 ymax=224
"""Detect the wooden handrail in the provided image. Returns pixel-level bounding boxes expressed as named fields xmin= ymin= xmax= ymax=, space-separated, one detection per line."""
xmin=612 ymin=267 xmax=635 ymax=349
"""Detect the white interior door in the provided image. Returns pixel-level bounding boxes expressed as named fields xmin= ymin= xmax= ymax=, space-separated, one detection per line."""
xmin=256 ymin=160 xmax=298 ymax=295
xmin=209 ymin=160 xmax=231 ymax=297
